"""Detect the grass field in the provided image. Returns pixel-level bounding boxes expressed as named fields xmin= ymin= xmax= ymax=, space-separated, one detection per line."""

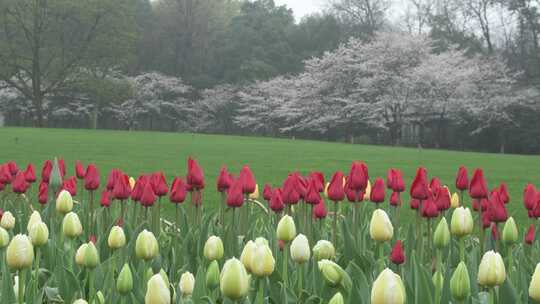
xmin=1 ymin=127 xmax=539 ymax=223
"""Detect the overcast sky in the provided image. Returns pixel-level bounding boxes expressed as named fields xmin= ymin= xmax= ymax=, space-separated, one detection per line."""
xmin=274 ymin=0 xmax=326 ymax=20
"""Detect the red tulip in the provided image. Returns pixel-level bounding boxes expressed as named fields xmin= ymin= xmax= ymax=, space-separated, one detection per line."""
xmin=532 ymin=197 xmax=540 ymax=218
xmin=41 ymin=160 xmax=52 ymax=183
xmin=57 ymin=159 xmax=66 ymax=178
xmin=488 ymin=191 xmax=508 ymax=223
xmin=313 ymin=200 xmax=327 ymax=219
xmin=434 ymin=187 xmax=451 ymax=211
xmin=113 ymin=174 xmax=132 ymax=200
xmin=75 ymin=161 xmax=86 ymax=179
xmin=38 ymin=181 xmax=48 ymax=204
xmin=0 ymin=165 xmax=13 ymax=184
xmin=282 ymin=175 xmax=300 ymax=205
xmin=491 ymin=223 xmax=498 ymax=240
xmin=84 ymin=164 xmax=100 ymax=191
xmin=472 ymin=199 xmax=489 ymax=212
xmin=269 ymin=188 xmax=285 ymax=213
xmin=305 ymin=178 xmax=322 ymax=205
xmin=390 ymin=240 xmax=405 ymax=265
xmin=370 ymin=178 xmax=385 ymax=203
xmin=524 ymin=183 xmax=537 ymax=210
xmin=170 ymin=177 xmax=187 ymax=204
xmin=386 ymin=169 xmax=396 ymax=190
xmin=469 ymin=169 xmax=488 ymax=199
xmin=100 ymin=190 xmax=111 ymax=207
xmin=455 ymin=166 xmax=469 ymax=191
xmin=24 ymin=164 xmax=36 ymax=183
xmin=262 ymin=184 xmax=272 ymax=201
xmin=296 ymin=174 xmax=308 ymax=199
xmin=217 ymin=166 xmax=233 ymax=192
xmin=12 ymin=171 xmax=29 ymax=194
xmin=309 ymin=172 xmax=325 ymax=192
xmin=187 ymin=157 xmax=204 ymax=190
xmin=106 ymin=169 xmax=121 ymax=191
xmin=226 ymin=178 xmax=244 ymax=208
xmin=62 ymin=176 xmax=77 ymax=196
xmin=429 ymin=177 xmax=441 ymax=195
xmin=150 ymin=172 xmax=168 ymax=197
xmin=327 ymin=171 xmax=345 ymax=202
xmin=7 ymin=161 xmax=18 ymax=176
xmin=421 ymin=198 xmax=439 ymax=218
xmin=499 ymin=183 xmax=509 ymax=204
xmin=410 ymin=198 xmax=420 ymax=210
xmin=390 ymin=191 xmax=400 ymax=206
xmin=482 ymin=209 xmax=491 ymax=229
xmin=389 ymin=169 xmax=405 ymax=193
xmin=525 ymin=224 xmax=535 ymax=245
xmin=131 ymin=175 xmax=147 ymax=201
xmin=239 ymin=166 xmax=256 ymax=194
xmin=348 ymin=162 xmax=368 ymax=191
xmin=345 ymin=178 xmax=364 ymax=203
xmin=410 ymin=167 xmax=429 ymax=200
xmin=140 ymin=182 xmax=156 ymax=207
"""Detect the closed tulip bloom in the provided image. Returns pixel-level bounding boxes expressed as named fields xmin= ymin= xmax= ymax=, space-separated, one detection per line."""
xmin=206 ymin=260 xmax=220 ymax=289
xmin=276 ymin=215 xmax=296 ymax=242
xmin=40 ymin=160 xmax=52 ymax=183
xmin=27 ymin=210 xmax=42 ymax=232
xmin=108 ymin=226 xmax=127 ymax=249
xmin=217 ymin=166 xmax=233 ymax=192
xmin=370 ymin=178 xmax=386 ymax=203
xmin=0 ymin=164 xmax=12 ymax=184
xmin=117 ymin=264 xmax=133 ymax=294
xmin=240 ymin=240 xmax=256 ymax=272
xmin=0 ymin=227 xmax=9 ymax=248
xmin=62 ymin=176 xmax=77 ymax=196
xmin=390 ymin=240 xmax=405 ymax=265
xmin=100 ymin=190 xmax=111 ymax=207
xmin=305 ymin=178 xmax=322 ymax=205
xmin=249 ymin=184 xmax=259 ymax=200
xmin=187 ymin=157 xmax=204 ymax=190
xmin=348 ymin=162 xmax=368 ymax=191
xmin=327 ymin=171 xmax=345 ymax=202
xmin=318 ymin=259 xmax=352 ymax=290
xmin=83 ymin=241 xmax=99 ymax=269
xmin=29 ymin=222 xmax=49 ymax=247
xmin=421 ymin=198 xmax=439 ymax=218
xmin=371 ymin=268 xmax=406 ymax=304
xmin=269 ymin=188 xmax=285 ymax=212
xmin=251 ymin=242 xmax=275 ymax=277
xmin=62 ymin=212 xmax=83 ymax=238
xmin=524 ymin=183 xmax=537 ymax=210
xmin=478 ymin=250 xmax=506 ymax=287
xmin=113 ymin=174 xmax=132 ymax=200
xmin=106 ymin=169 xmax=120 ymax=190
xmin=169 ymin=177 xmax=187 ymax=204
xmin=220 ymin=258 xmax=249 ymax=300
xmin=525 ymin=224 xmax=536 ymax=245
xmin=179 ymin=272 xmax=195 ymax=296
xmin=502 ymin=217 xmax=518 ymax=245
xmin=56 ymin=190 xmax=73 ymax=215
xmin=329 ymin=292 xmax=344 ymax=304
xmin=6 ymin=234 xmax=34 ymax=270
xmin=145 ymin=274 xmax=171 ymax=304
xmin=310 ymin=171 xmax=325 ymax=192
xmin=73 ymin=299 xmax=88 ymax=304
xmin=24 ymin=163 xmax=36 ymax=183
xmin=313 ymin=240 xmax=335 ymax=261
xmin=136 ymin=229 xmax=159 ymax=261
xmin=131 ymin=175 xmax=147 ymax=201
xmin=204 ymin=236 xmax=224 ymax=261
xmin=410 ymin=167 xmax=429 ymax=200
xmin=290 ymin=234 xmax=310 ymax=264
xmin=75 ymin=243 xmax=88 ymax=266
xmin=313 ymin=200 xmax=328 ymax=219
xmin=282 ymin=174 xmax=300 ymax=205
xmin=451 ymin=207 xmax=474 ymax=237
xmin=469 ymin=169 xmax=488 ymax=199
xmin=433 ymin=218 xmax=450 ymax=248
xmin=489 ymin=191 xmax=508 ymax=223
xmin=529 ymin=263 xmax=540 ymax=301
xmin=430 ymin=177 xmax=442 ymax=195
xmin=140 ymin=182 xmax=157 ymax=207
xmin=370 ymin=209 xmax=394 ymax=242
xmin=1 ymin=211 xmax=16 ymax=230
xmin=38 ymin=181 xmax=48 ymax=205
xmin=455 ymin=166 xmax=469 ymax=191
xmin=75 ymin=161 xmax=85 ymax=179
xmin=499 ymin=183 xmax=509 ymax=204
xmin=435 ymin=187 xmax=451 ymax=211
xmin=12 ymin=171 xmax=29 ymax=194
xmin=389 ymin=191 xmax=400 ymax=206
xmin=262 ymin=184 xmax=272 ymax=201
xmin=433 ymin=271 xmax=444 ymax=292
xmin=451 ymin=192 xmax=460 ymax=208
xmin=150 ymin=172 xmax=168 ymax=197
xmin=239 ymin=166 xmax=256 ymax=194
xmin=409 ymin=198 xmax=420 ymax=210
xmin=450 ymin=261 xmax=470 ymax=301
xmin=84 ymin=164 xmax=100 ymax=191
xmin=227 ymin=178 xmax=244 ymax=208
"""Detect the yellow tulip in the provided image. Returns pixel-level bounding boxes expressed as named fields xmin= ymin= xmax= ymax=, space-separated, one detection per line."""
xmin=27 ymin=211 xmax=42 ymax=232
xmin=276 ymin=215 xmax=296 ymax=242
xmin=62 ymin=212 xmax=83 ymax=238
xmin=240 ymin=240 xmax=256 ymax=272
xmin=1 ymin=211 xmax=15 ymax=230
xmin=108 ymin=226 xmax=126 ymax=249
xmin=179 ymin=271 xmax=195 ymax=296
xmin=6 ymin=234 xmax=34 ymax=270
xmin=145 ymin=274 xmax=171 ymax=304
xmin=135 ymin=229 xmax=159 ymax=261
xmin=451 ymin=207 xmax=474 ymax=237
xmin=56 ymin=190 xmax=73 ymax=215
xmin=529 ymin=263 xmax=540 ymax=301
xmin=29 ymin=222 xmax=49 ymax=247
xmin=313 ymin=240 xmax=336 ymax=261
xmin=129 ymin=177 xmax=136 ymax=190
xmin=250 ymin=242 xmax=275 ymax=277
xmin=203 ymin=236 xmax=224 ymax=261
xmin=478 ymin=250 xmax=506 ymax=287
xmin=290 ymin=234 xmax=310 ymax=264
xmin=220 ymin=258 xmax=249 ymax=300
xmin=370 ymin=209 xmax=393 ymax=242
xmin=0 ymin=227 xmax=9 ymax=248
xmin=371 ymin=268 xmax=406 ymax=304
xmin=451 ymin=192 xmax=460 ymax=208
xmin=249 ymin=184 xmax=259 ymax=200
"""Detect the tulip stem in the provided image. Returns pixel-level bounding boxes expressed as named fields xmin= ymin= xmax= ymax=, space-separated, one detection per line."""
xmin=88 ymin=270 xmax=95 ymax=303
xmin=298 ymin=264 xmax=303 ymax=295
xmin=377 ymin=242 xmax=385 ymax=272
xmin=427 ymin=219 xmax=432 ymax=264
xmin=489 ymin=288 xmax=495 ymax=304
xmin=459 ymin=237 xmax=465 ymax=261
xmin=333 ymin=202 xmax=338 ymax=247
xmin=283 ymin=244 xmax=289 ymax=286
xmin=256 ymin=278 xmax=265 ymax=304
xmin=34 ymin=247 xmax=41 ymax=299
xmin=18 ymin=269 xmax=25 ymax=304
xmin=507 ymin=246 xmax=513 ymax=282
xmin=89 ymin=190 xmax=94 ymax=237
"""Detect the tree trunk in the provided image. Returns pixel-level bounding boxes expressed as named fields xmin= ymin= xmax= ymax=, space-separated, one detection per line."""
xmin=33 ymin=95 xmax=45 ymax=128
xmin=91 ymin=106 xmax=99 ymax=129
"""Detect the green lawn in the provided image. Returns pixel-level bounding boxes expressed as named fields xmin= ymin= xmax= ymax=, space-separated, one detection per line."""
xmin=1 ymin=127 xmax=539 ymax=223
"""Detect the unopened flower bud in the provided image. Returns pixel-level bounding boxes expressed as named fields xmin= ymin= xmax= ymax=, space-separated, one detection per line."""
xmin=135 ymin=229 xmax=159 ymax=261
xmin=108 ymin=226 xmax=126 ymax=249
xmin=276 ymin=215 xmax=296 ymax=242
xmin=62 ymin=212 xmax=83 ymax=238
xmin=29 ymin=221 xmax=49 ymax=247
xmin=203 ymin=235 xmax=224 ymax=261
xmin=179 ymin=271 xmax=195 ymax=296
xmin=117 ymin=263 xmax=133 ymax=295
xmin=6 ymin=234 xmax=34 ymax=270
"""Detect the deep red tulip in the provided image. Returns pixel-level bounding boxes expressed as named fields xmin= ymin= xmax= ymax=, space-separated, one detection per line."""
xmin=62 ymin=176 xmax=77 ymax=196
xmin=524 ymin=183 xmax=537 ymax=210
xmin=12 ymin=171 xmax=29 ymax=194
xmin=131 ymin=175 xmax=147 ymax=201
xmin=429 ymin=177 xmax=441 ymax=195
xmin=390 ymin=191 xmax=400 ymax=206
xmin=345 ymin=178 xmax=364 ymax=203
xmin=410 ymin=198 xmax=420 ymax=210
xmin=348 ymin=162 xmax=369 ymax=191
xmin=186 ymin=157 xmax=204 ymax=190
xmin=390 ymin=240 xmax=405 ymax=265
xmin=532 ymin=198 xmax=540 ymax=218
xmin=305 ymin=178 xmax=322 ymax=205
xmin=309 ymin=171 xmax=325 ymax=192
xmin=226 ymin=178 xmax=244 ymax=208
xmin=75 ymin=160 xmax=85 ymax=179
xmin=327 ymin=171 xmax=345 ymax=202
xmin=491 ymin=224 xmax=498 ymax=240
xmin=269 ymin=188 xmax=285 ymax=213
xmin=489 ymin=191 xmax=508 ymax=223
xmin=217 ymin=166 xmax=233 ymax=192
xmin=113 ymin=174 xmax=132 ymax=200
xmin=472 ymin=198 xmax=489 ymax=212
xmin=434 ymin=187 xmax=451 ymax=211
xmin=84 ymin=164 xmax=100 ymax=191
xmin=525 ymin=224 xmax=535 ymax=245
xmin=469 ymin=169 xmax=488 ymax=199
xmin=150 ymin=172 xmax=168 ymax=197
xmin=421 ymin=198 xmax=439 ymax=218
xmin=389 ymin=169 xmax=405 ymax=193
xmin=296 ymin=174 xmax=308 ymax=199
xmin=140 ymin=182 xmax=156 ymax=207
xmin=41 ymin=160 xmax=52 ymax=183
xmin=499 ymin=183 xmax=509 ymax=204
xmin=482 ymin=210 xmax=491 ymax=229
xmin=262 ymin=184 xmax=272 ymax=201
xmin=410 ymin=167 xmax=429 ymax=200
xmin=38 ymin=181 xmax=48 ymax=205
xmin=106 ymin=169 xmax=121 ymax=191
xmin=370 ymin=178 xmax=385 ymax=204
xmin=24 ymin=164 xmax=36 ymax=183
xmin=313 ymin=200 xmax=328 ymax=219
xmin=170 ymin=177 xmax=187 ymax=204
xmin=0 ymin=165 xmax=13 ymax=184
xmin=282 ymin=175 xmax=300 ymax=205
xmin=100 ymin=190 xmax=111 ymax=207
xmin=455 ymin=166 xmax=469 ymax=191
xmin=239 ymin=166 xmax=256 ymax=194
xmin=386 ymin=169 xmax=396 ymax=190
xmin=7 ymin=161 xmax=18 ymax=176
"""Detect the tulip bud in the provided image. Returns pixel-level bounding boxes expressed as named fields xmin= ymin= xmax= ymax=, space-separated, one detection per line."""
xmin=478 ymin=250 xmax=506 ymax=287
xmin=240 ymin=240 xmax=256 ymax=272
xmin=220 ymin=258 xmax=249 ymax=300
xmin=108 ymin=226 xmax=126 ymax=249
xmin=75 ymin=243 xmax=88 ymax=266
xmin=451 ymin=207 xmax=474 ymax=237
xmin=370 ymin=209 xmax=394 ymax=242
xmin=145 ymin=274 xmax=171 ymax=304
xmin=318 ymin=259 xmax=352 ymax=291
xmin=371 ymin=268 xmax=406 ymax=304
xmin=29 ymin=221 xmax=49 ymax=247
xmin=433 ymin=218 xmax=450 ymax=248
xmin=117 ymin=263 xmax=133 ymax=294
xmin=276 ymin=215 xmax=296 ymax=242
xmin=1 ymin=211 xmax=15 ymax=230
xmin=62 ymin=212 xmax=83 ymax=238
xmin=135 ymin=229 xmax=159 ymax=261
xmin=6 ymin=234 xmax=34 ymax=270
xmin=129 ymin=177 xmax=136 ymax=190
xmin=27 ymin=210 xmax=42 ymax=232
xmin=95 ymin=291 xmax=105 ymax=304
xmin=313 ymin=240 xmax=336 ymax=261
xmin=451 ymin=192 xmax=460 ymax=208
xmin=203 ymin=235 xmax=224 ymax=261
xmin=179 ymin=271 xmax=195 ymax=296
xmin=249 ymin=184 xmax=259 ymax=200
xmin=529 ymin=263 xmax=540 ymax=301
xmin=84 ymin=241 xmax=99 ymax=269
xmin=450 ymin=261 xmax=470 ymax=301
xmin=206 ymin=260 xmax=220 ymax=289
xmin=432 ymin=270 xmax=444 ymax=291
xmin=0 ymin=227 xmax=9 ymax=248
xmin=250 ymin=242 xmax=275 ymax=277
xmin=290 ymin=234 xmax=310 ymax=264
xmin=73 ymin=299 xmax=88 ymax=304
xmin=502 ymin=217 xmax=518 ymax=245
xmin=329 ymin=292 xmax=344 ymax=304
xmin=56 ymin=190 xmax=73 ymax=215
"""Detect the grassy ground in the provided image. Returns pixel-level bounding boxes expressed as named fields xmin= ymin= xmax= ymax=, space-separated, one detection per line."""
xmin=1 ymin=127 xmax=539 ymax=223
